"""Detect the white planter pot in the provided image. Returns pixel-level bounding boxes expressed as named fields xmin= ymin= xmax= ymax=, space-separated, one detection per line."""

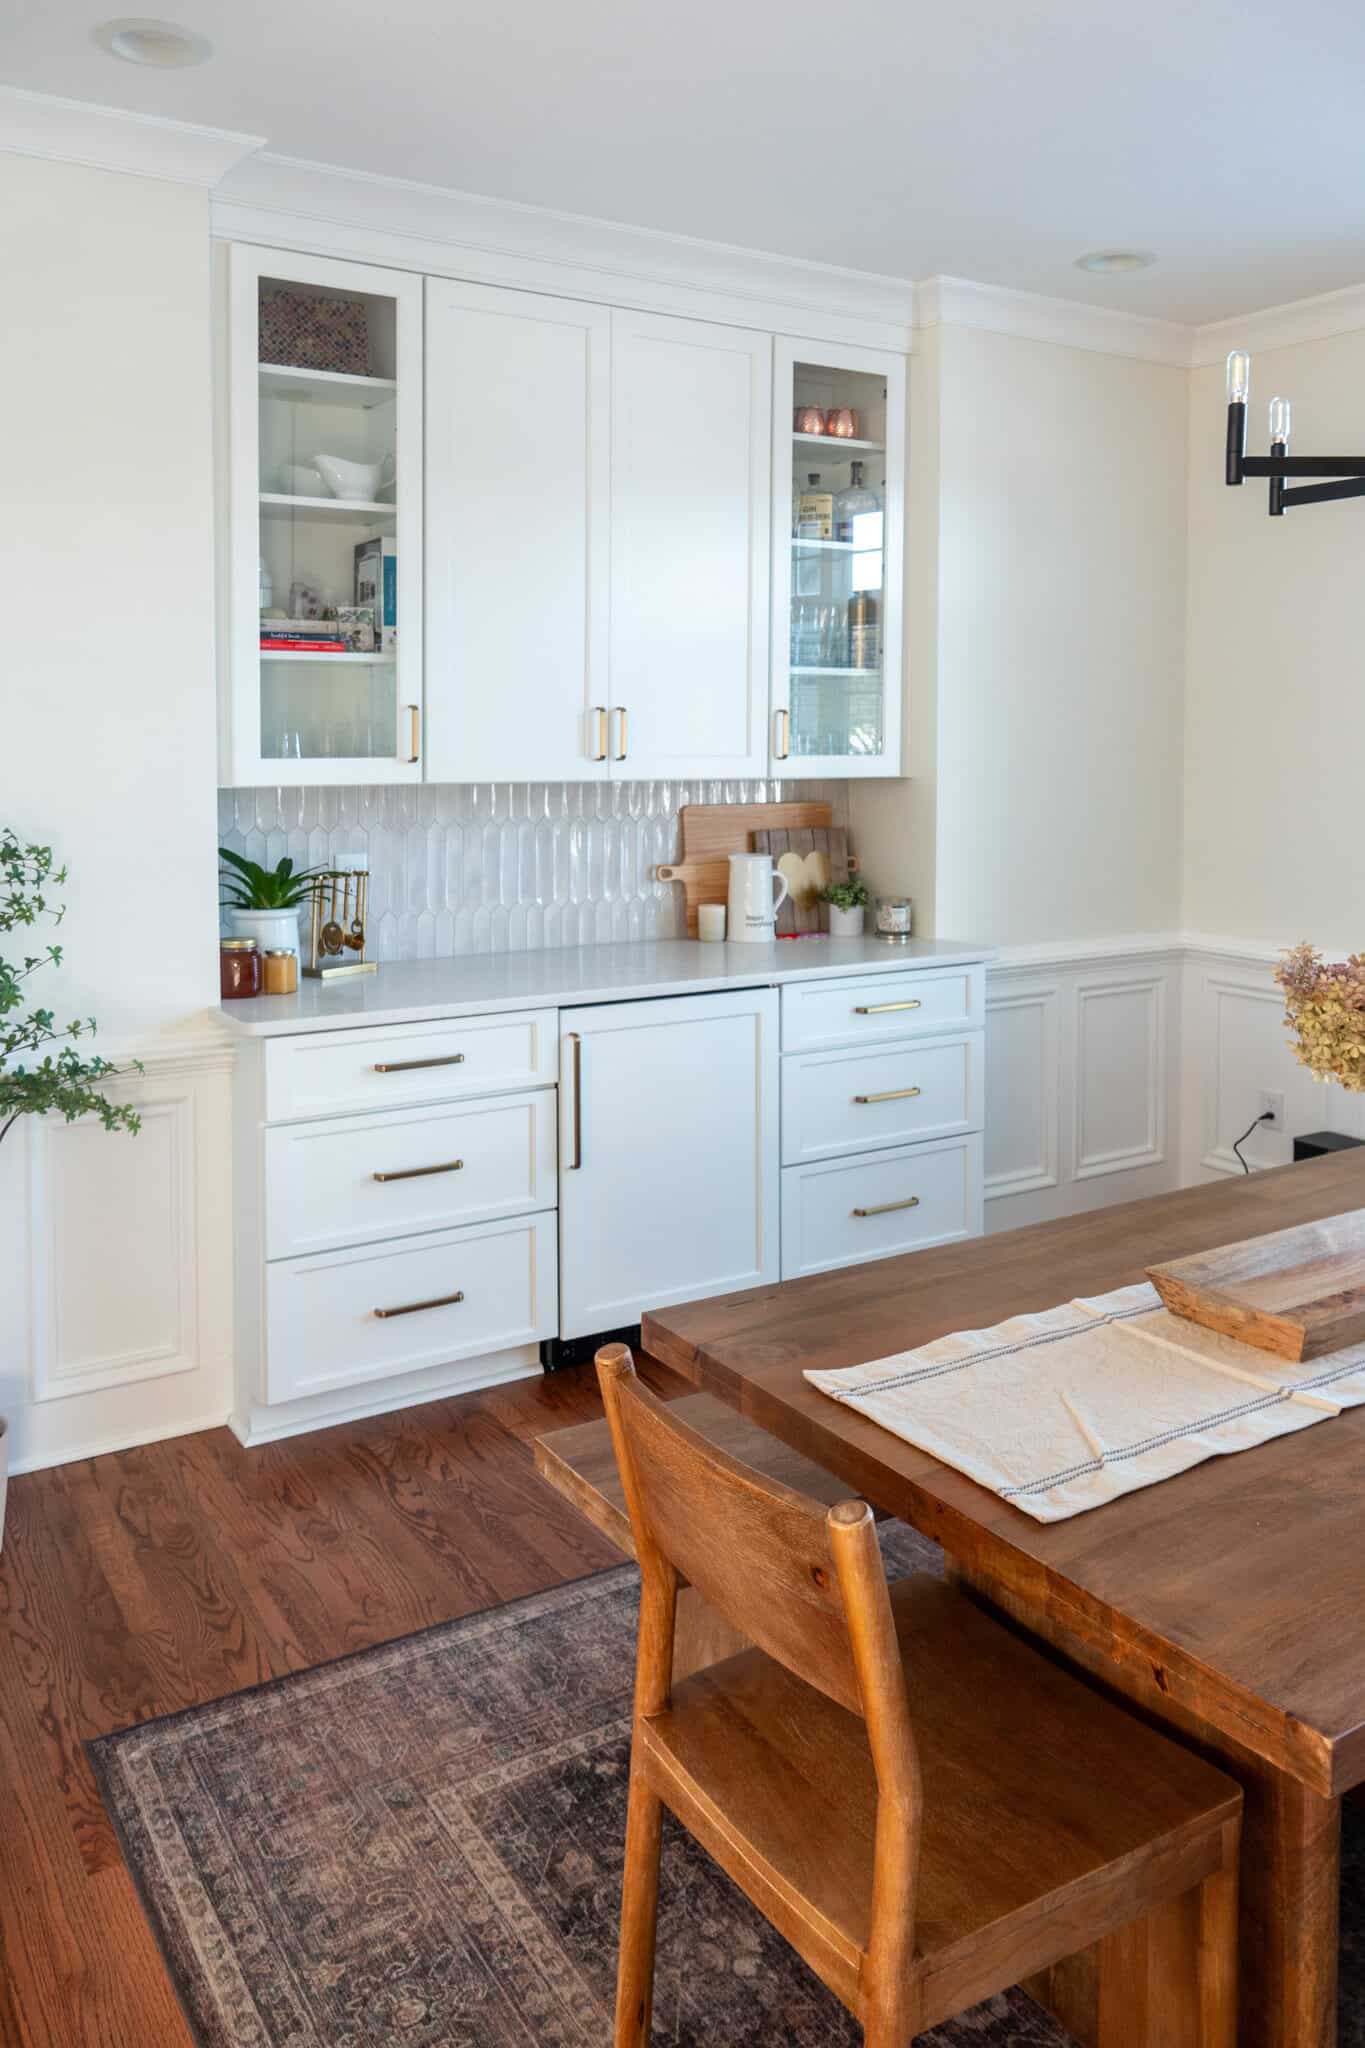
xmin=827 ymin=903 xmax=865 ymax=938
xmin=0 ymin=1416 xmax=8 ymax=1555
xmin=230 ymin=905 xmax=303 ymax=961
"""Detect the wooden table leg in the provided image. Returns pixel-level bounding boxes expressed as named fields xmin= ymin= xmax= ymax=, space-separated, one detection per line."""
xmin=946 ymin=1560 xmax=1340 ymax=2048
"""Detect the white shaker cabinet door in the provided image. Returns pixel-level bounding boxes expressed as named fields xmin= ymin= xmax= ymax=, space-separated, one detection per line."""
xmin=558 ymin=988 xmax=779 ymax=1341
xmin=608 ymin=310 xmax=772 ymax=780
xmin=424 ymin=280 xmax=611 ymax=782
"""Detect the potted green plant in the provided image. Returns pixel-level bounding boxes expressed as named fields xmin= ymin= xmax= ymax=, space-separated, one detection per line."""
xmin=822 ymin=875 xmax=870 ymax=938
xmin=219 ymin=848 xmax=329 ymax=963
xmin=1 ymin=831 xmax=141 ymax=1548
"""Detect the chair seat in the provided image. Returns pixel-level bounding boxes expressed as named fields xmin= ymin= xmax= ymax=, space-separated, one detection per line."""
xmin=639 ymin=1573 xmax=1241 ymax=2025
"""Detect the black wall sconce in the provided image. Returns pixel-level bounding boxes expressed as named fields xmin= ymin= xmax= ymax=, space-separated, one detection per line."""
xmin=1225 ymin=351 xmax=1365 ymax=515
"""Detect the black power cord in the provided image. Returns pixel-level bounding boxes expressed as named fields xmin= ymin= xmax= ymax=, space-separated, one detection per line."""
xmin=1231 ymin=1109 xmax=1276 ymax=1175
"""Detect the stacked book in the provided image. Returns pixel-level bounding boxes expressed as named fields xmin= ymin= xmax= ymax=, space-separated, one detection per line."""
xmin=260 ymin=621 xmax=347 ymax=655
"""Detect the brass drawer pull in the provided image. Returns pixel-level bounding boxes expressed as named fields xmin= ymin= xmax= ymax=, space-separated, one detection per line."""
xmin=372 ymin=1159 xmax=464 ymax=1183
xmin=372 ymin=1053 xmax=466 ymax=1074
xmin=374 ymin=1289 xmax=465 ymax=1320
xmin=591 ymin=705 xmax=608 ymax=762
xmin=853 ymin=1196 xmax=921 ymax=1218
xmin=566 ymin=1031 xmax=583 ymax=1169
xmin=854 ymin=1086 xmax=922 ymax=1104
xmin=854 ymin=999 xmax=922 ymax=1015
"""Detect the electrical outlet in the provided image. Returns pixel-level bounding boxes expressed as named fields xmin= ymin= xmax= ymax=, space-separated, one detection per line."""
xmin=1259 ymin=1090 xmax=1285 ymax=1132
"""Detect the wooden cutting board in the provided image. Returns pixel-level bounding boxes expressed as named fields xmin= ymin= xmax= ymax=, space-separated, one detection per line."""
xmin=658 ymin=801 xmax=838 ymax=937
xmin=1148 ymin=1208 xmax=1365 ymax=1361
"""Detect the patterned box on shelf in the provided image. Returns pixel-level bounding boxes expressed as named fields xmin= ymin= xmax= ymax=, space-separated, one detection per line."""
xmin=258 ymin=286 xmax=371 ymax=375
xmin=218 ymin=781 xmax=850 ymax=963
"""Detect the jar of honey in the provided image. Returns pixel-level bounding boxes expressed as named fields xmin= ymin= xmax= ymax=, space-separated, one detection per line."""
xmin=263 ymin=948 xmax=298 ymax=995
xmin=220 ymin=937 xmax=262 ymax=999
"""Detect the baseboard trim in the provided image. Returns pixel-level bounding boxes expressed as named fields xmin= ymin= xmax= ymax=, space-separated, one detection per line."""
xmin=230 ymin=1348 xmax=541 ymax=1447
xmin=8 ymin=1408 xmax=233 ymax=1477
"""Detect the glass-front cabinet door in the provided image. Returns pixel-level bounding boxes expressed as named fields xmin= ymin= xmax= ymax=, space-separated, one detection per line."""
xmin=770 ymin=339 xmax=905 ymax=776
xmin=222 ymin=245 xmax=423 ymax=785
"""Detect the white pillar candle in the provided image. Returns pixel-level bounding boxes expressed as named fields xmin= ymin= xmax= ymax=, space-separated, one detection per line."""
xmin=698 ymin=903 xmax=727 ymax=943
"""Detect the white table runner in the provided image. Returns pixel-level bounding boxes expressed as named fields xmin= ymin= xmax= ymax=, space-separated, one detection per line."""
xmin=805 ymin=1282 xmax=1365 ymax=1522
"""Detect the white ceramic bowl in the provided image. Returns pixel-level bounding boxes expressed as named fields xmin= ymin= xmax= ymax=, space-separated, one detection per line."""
xmin=314 ymin=453 xmax=393 ymax=502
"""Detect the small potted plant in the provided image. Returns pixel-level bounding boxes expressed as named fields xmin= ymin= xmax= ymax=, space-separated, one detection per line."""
xmin=220 ymin=848 xmax=329 ymax=962
xmin=822 ymin=876 xmax=870 ymax=939
xmin=1 ymin=832 xmax=141 ymax=1548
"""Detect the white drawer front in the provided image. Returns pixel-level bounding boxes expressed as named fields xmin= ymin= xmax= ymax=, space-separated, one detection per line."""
xmin=781 ymin=1033 xmax=983 ymax=1165
xmin=265 ymin=1213 xmax=556 ymax=1405
xmin=264 ymin=1091 xmax=557 ymax=1259
xmin=781 ymin=1135 xmax=983 ymax=1279
xmin=263 ymin=1010 xmax=558 ymax=1121
xmin=781 ymin=967 xmax=984 ymax=1053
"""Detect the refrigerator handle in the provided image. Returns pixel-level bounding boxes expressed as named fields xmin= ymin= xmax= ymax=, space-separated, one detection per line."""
xmin=565 ymin=1032 xmax=582 ymax=1170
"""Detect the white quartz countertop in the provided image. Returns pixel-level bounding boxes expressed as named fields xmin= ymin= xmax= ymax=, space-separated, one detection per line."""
xmin=218 ymin=936 xmax=995 ymax=1038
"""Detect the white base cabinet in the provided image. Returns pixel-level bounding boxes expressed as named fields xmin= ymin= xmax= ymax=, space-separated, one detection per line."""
xmin=558 ymin=988 xmax=779 ymax=1341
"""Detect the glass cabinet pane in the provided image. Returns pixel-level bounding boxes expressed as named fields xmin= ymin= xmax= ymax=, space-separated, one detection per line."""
xmin=783 ymin=357 xmax=893 ymax=764
xmin=254 ymin=273 xmax=402 ymax=765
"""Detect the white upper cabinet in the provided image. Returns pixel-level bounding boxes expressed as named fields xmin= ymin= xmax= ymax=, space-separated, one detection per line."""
xmin=424 ymin=281 xmax=611 ymax=783
xmin=770 ymin=337 xmax=905 ymax=777
xmin=221 ymin=244 xmax=424 ymax=787
xmin=608 ymin=310 xmax=772 ymax=780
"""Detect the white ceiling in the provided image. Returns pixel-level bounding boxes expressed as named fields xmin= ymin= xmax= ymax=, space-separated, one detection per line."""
xmin=7 ymin=0 xmax=1365 ymax=326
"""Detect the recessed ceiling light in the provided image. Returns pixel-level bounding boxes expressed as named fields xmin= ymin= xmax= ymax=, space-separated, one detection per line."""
xmin=1074 ymin=250 xmax=1156 ymax=275
xmin=94 ymin=18 xmax=212 ymax=66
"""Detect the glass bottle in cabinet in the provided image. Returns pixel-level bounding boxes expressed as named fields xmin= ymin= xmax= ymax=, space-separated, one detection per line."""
xmin=223 ymin=245 xmax=423 ymax=787
xmin=771 ymin=341 xmax=905 ymax=776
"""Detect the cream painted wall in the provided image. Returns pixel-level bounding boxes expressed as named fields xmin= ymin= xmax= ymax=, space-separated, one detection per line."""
xmin=1185 ymin=330 xmax=1365 ymax=950
xmin=0 ymin=156 xmax=230 ymax=1473
xmin=856 ymin=324 xmax=1189 ymax=948
xmin=1 ymin=154 xmax=220 ymax=1043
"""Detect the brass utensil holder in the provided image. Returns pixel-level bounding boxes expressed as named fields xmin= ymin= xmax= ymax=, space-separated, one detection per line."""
xmin=305 ymin=870 xmax=378 ymax=980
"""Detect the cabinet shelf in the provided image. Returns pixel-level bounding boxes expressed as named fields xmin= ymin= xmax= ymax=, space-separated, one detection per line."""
xmin=790 ymin=665 xmax=883 ymax=678
xmin=791 ymin=538 xmax=881 ymax=553
xmin=259 ymin=492 xmax=396 ymax=521
xmin=792 ymin=433 xmax=885 ymax=455
xmin=259 ymin=649 xmax=396 ymax=665
xmin=258 ymin=362 xmax=397 ymax=408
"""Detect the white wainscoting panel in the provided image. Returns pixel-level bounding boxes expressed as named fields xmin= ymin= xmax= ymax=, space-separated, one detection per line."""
xmin=1073 ymin=974 xmax=1166 ymax=1180
xmin=1180 ymin=946 xmax=1365 ymax=1182
xmin=4 ymin=1034 xmax=235 ymax=1475
xmin=985 ymin=945 xmax=1181 ymax=1232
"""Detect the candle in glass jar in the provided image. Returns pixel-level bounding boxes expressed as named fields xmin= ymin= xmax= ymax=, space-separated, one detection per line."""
xmin=874 ymin=897 xmax=914 ymax=942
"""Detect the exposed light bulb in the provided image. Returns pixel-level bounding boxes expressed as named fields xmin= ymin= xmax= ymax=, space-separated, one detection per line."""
xmin=1226 ymin=351 xmax=1252 ymax=406
xmin=1268 ymin=396 xmax=1292 ymax=448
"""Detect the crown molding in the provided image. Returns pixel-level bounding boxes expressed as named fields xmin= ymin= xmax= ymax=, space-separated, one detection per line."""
xmin=915 ymin=275 xmax=1195 ymax=367
xmin=0 ymin=85 xmax=263 ymax=188
xmin=212 ymin=151 xmax=917 ymax=350
xmin=1192 ymin=280 xmax=1365 ymax=367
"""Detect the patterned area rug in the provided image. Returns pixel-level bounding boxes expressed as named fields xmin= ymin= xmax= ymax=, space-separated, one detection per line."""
xmin=92 ymin=1524 xmax=1365 ymax=2046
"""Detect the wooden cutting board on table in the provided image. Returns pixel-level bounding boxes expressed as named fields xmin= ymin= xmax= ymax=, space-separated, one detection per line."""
xmin=751 ymin=826 xmax=849 ymax=935
xmin=657 ymin=801 xmax=855 ymax=938
xmin=1148 ymin=1208 xmax=1365 ymax=1360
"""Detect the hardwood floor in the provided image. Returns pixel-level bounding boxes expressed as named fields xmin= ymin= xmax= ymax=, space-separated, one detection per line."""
xmin=0 ymin=1359 xmax=684 ymax=2047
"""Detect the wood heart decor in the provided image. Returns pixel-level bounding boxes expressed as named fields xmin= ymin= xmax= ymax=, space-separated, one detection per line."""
xmin=752 ymin=826 xmax=850 ymax=935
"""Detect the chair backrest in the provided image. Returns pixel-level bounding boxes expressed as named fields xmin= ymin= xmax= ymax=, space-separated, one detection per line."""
xmin=595 ymin=1345 xmax=911 ymax=1743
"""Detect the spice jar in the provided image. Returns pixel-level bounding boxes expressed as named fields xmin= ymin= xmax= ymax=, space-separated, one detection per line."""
xmin=263 ymin=948 xmax=298 ymax=996
xmin=220 ymin=936 xmax=262 ymax=999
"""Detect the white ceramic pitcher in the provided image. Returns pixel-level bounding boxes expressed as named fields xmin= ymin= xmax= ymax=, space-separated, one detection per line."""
xmin=726 ymin=852 xmax=790 ymax=943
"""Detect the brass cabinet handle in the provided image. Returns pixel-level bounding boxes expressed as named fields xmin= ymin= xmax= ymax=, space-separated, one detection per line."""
xmin=590 ymin=705 xmax=608 ymax=762
xmin=854 ymin=1086 xmax=922 ymax=1104
xmin=853 ymin=1196 xmax=921 ymax=1218
xmin=566 ymin=1031 xmax=582 ymax=1169
xmin=854 ymin=1000 xmax=922 ymax=1015
xmin=372 ymin=1053 xmax=466 ymax=1074
xmin=372 ymin=1159 xmax=464 ymax=1183
xmin=612 ymin=706 xmax=628 ymax=762
xmin=774 ymin=707 xmax=791 ymax=761
xmin=374 ymin=1289 xmax=464 ymax=1320
xmin=404 ymin=703 xmax=420 ymax=764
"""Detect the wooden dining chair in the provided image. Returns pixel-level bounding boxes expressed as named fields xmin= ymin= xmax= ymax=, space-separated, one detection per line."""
xmin=596 ymin=1343 xmax=1242 ymax=2048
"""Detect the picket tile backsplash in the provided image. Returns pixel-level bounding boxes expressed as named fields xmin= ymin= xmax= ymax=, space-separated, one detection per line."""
xmin=218 ymin=782 xmax=850 ymax=961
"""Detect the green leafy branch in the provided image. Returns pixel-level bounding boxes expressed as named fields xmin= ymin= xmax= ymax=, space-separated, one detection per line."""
xmin=0 ymin=830 xmax=141 ymax=1150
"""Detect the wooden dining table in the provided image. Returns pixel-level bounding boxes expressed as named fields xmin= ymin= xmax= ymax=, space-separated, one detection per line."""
xmin=642 ymin=1148 xmax=1365 ymax=2048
